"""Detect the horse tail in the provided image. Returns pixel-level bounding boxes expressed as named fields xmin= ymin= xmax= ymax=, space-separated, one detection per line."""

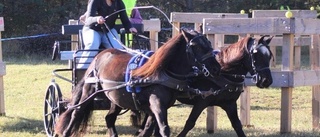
xmin=55 ymin=78 xmax=94 ymax=136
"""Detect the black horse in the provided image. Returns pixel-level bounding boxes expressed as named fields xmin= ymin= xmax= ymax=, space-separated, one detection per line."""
xmin=176 ymin=36 xmax=273 ymax=137
xmin=54 ymin=29 xmax=221 ymax=137
xmin=137 ymin=36 xmax=274 ymax=137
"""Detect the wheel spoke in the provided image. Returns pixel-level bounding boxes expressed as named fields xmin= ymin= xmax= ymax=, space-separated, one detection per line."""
xmin=51 ymin=88 xmax=56 ymax=101
xmin=49 ymin=116 xmax=53 ymax=129
xmin=45 ymin=99 xmax=53 ymax=109
xmin=44 ymin=112 xmax=53 ymax=117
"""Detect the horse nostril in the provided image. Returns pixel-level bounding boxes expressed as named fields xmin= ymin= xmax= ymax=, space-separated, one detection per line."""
xmin=257 ymin=77 xmax=272 ymax=88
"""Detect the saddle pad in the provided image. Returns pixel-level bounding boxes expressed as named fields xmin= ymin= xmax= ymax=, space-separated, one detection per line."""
xmin=125 ymin=50 xmax=154 ymax=93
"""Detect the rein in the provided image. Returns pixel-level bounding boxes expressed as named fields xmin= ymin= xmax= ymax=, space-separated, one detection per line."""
xmin=147 ymin=35 xmax=217 ymax=92
xmin=66 ymin=33 xmax=218 ymax=110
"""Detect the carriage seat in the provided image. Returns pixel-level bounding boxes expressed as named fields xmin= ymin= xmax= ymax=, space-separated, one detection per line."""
xmin=55 ymin=23 xmax=145 ymax=61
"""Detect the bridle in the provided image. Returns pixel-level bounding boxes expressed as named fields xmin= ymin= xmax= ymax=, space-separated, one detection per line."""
xmin=219 ymin=38 xmax=271 ymax=84
xmin=185 ymin=35 xmax=217 ymax=78
xmin=246 ymin=39 xmax=271 ymax=83
xmin=182 ymin=36 xmax=272 ymax=97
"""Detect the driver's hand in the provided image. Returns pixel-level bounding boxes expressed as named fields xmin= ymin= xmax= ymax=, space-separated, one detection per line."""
xmin=129 ymin=27 xmax=138 ymax=34
xmin=97 ymin=16 xmax=105 ymax=24
xmin=79 ymin=14 xmax=86 ymax=23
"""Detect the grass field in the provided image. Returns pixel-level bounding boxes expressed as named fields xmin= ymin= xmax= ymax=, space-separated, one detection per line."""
xmin=0 ymin=56 xmax=320 ymax=137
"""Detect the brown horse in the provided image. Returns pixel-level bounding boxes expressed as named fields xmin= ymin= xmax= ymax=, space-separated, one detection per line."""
xmin=54 ymin=29 xmax=221 ymax=137
xmin=137 ymin=36 xmax=274 ymax=137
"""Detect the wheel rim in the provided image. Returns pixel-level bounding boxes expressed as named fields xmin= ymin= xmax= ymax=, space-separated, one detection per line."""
xmin=44 ymin=82 xmax=62 ymax=137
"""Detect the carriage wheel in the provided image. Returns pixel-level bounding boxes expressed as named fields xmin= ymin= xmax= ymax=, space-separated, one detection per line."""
xmin=43 ymin=82 xmax=63 ymax=137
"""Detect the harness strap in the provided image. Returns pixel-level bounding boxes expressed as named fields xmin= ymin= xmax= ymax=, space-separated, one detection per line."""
xmin=211 ymin=75 xmax=243 ymax=89
xmin=176 ymin=74 xmax=245 ymax=99
xmin=201 ymin=75 xmax=244 ymax=97
xmin=166 ymin=69 xmax=201 ymax=78
xmin=149 ymin=71 xmax=189 ymax=91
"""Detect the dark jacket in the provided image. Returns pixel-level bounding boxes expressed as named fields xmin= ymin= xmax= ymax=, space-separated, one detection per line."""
xmin=84 ymin=0 xmax=132 ymax=32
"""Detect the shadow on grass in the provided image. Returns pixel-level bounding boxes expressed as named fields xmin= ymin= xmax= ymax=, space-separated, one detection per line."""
xmin=0 ymin=116 xmax=44 ymax=134
xmin=2 ymin=116 xmax=317 ymax=137
xmin=87 ymin=124 xmax=141 ymax=135
xmin=177 ymin=126 xmax=320 ymax=137
xmin=85 ymin=124 xmax=320 ymax=137
xmin=250 ymin=105 xmax=280 ymax=111
xmin=0 ymin=116 xmax=142 ymax=136
xmin=3 ymin=55 xmax=66 ymax=65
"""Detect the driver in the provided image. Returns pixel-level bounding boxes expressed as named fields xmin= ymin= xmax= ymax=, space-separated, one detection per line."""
xmin=77 ymin=0 xmax=138 ymax=69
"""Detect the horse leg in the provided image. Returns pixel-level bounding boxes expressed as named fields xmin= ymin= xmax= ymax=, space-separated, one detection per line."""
xmin=105 ymin=102 xmax=122 ymax=137
xmin=135 ymin=112 xmax=148 ymax=135
xmin=136 ymin=112 xmax=156 ymax=137
xmin=220 ymin=101 xmax=246 ymax=137
xmin=153 ymin=121 xmax=161 ymax=137
xmin=149 ymin=98 xmax=170 ymax=137
xmin=130 ymin=110 xmax=142 ymax=128
xmin=177 ymin=103 xmax=207 ymax=137
xmin=136 ymin=113 xmax=161 ymax=137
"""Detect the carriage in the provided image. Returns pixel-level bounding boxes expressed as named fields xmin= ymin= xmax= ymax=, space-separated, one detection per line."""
xmin=43 ymin=23 xmax=146 ymax=137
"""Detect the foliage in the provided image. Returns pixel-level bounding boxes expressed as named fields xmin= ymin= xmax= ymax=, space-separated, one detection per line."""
xmin=0 ymin=0 xmax=319 ymax=56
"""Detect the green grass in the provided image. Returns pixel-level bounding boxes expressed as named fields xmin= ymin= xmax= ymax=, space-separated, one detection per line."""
xmin=0 ymin=56 xmax=320 ymax=137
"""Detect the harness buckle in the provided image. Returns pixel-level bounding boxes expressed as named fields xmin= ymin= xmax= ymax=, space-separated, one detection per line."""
xmin=202 ymin=64 xmax=210 ymax=77
xmin=251 ymin=74 xmax=259 ymax=84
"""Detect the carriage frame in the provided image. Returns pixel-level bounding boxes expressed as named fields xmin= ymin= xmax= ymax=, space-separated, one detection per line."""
xmin=43 ymin=23 xmax=147 ymax=137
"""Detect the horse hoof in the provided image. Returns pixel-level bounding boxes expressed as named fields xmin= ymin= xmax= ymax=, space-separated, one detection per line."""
xmin=135 ymin=129 xmax=142 ymax=136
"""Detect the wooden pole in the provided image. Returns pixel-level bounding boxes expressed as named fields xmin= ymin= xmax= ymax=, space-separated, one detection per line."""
xmin=239 ymin=34 xmax=251 ymax=126
xmin=240 ymin=86 xmax=251 ymax=126
xmin=69 ymin=20 xmax=78 ymax=69
xmin=142 ymin=19 xmax=161 ymax=51
xmin=0 ymin=17 xmax=5 ymax=116
xmin=311 ymin=34 xmax=320 ymax=130
xmin=280 ymin=33 xmax=294 ymax=133
xmin=205 ymin=33 xmax=217 ymax=133
xmin=206 ymin=106 xmax=217 ymax=133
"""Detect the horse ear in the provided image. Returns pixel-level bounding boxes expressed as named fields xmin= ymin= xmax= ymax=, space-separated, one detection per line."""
xmin=265 ymin=36 xmax=274 ymax=45
xmin=181 ymin=29 xmax=191 ymax=42
xmin=197 ymin=23 xmax=203 ymax=33
xmin=258 ymin=35 xmax=266 ymax=44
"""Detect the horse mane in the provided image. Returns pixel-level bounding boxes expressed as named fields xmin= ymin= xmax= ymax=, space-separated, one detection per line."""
xmin=218 ymin=37 xmax=251 ymax=70
xmin=132 ymin=33 xmax=184 ymax=78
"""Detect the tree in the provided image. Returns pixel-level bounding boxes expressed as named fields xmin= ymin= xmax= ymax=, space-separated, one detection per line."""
xmin=0 ymin=0 xmax=317 ymax=56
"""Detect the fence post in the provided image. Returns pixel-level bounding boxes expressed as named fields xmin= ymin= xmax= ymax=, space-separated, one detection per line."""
xmin=0 ymin=17 xmax=6 ymax=116
xmin=311 ymin=34 xmax=320 ymax=130
xmin=280 ymin=33 xmax=294 ymax=133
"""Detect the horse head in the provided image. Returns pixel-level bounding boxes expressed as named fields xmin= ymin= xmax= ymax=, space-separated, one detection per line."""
xmin=181 ymin=29 xmax=221 ymax=77
xmin=247 ymin=36 xmax=273 ymax=88
xmin=218 ymin=36 xmax=273 ymax=89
